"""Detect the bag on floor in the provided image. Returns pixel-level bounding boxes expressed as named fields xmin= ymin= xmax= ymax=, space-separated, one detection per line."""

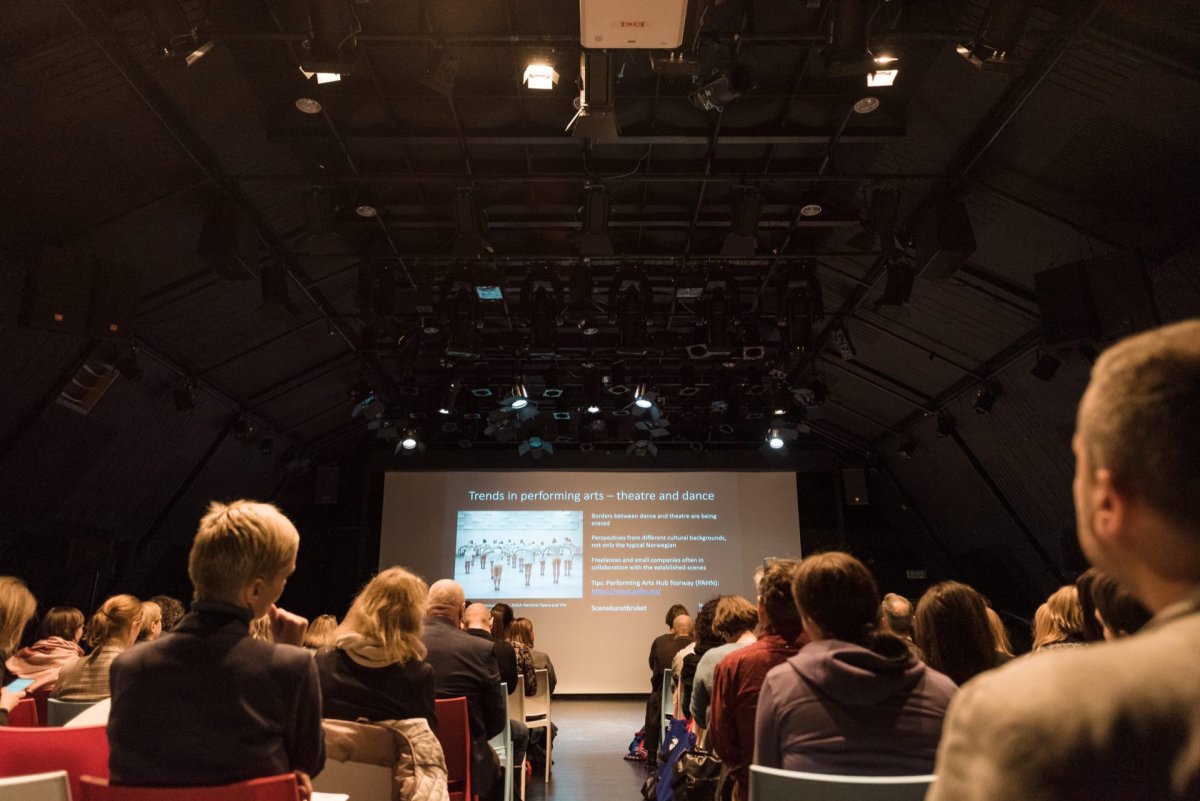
xmin=653 ymin=718 xmax=695 ymax=801
xmin=626 ymin=727 xmax=648 ymax=762
xmin=671 ymin=748 xmax=721 ymax=801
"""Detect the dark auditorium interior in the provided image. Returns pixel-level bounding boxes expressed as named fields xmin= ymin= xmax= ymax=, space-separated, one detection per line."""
xmin=1 ymin=0 xmax=1198 ymax=651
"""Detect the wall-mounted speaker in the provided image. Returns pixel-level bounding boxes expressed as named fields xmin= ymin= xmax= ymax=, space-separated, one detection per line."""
xmin=1035 ymin=252 xmax=1158 ymax=346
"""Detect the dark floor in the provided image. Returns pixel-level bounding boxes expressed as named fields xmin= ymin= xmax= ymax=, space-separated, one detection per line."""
xmin=523 ymin=699 xmax=648 ymax=801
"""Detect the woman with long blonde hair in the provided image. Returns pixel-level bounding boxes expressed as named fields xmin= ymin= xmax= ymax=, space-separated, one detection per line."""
xmin=1032 ymin=585 xmax=1086 ymax=652
xmin=0 ymin=577 xmax=38 ymax=725
xmin=54 ymin=594 xmax=142 ymax=702
xmin=315 ymin=567 xmax=435 ymax=725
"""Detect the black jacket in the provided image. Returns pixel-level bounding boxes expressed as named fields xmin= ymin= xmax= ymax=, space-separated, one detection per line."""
xmin=316 ymin=647 xmax=436 ymax=727
xmin=467 ymin=627 xmax=517 ymax=693
xmin=108 ymin=601 xmax=325 ymax=786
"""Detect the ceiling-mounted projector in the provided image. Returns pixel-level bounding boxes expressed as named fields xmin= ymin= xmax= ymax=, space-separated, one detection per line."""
xmin=580 ymin=0 xmax=688 ymax=49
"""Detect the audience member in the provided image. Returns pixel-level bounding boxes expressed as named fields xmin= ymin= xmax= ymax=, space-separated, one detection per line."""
xmin=929 ymin=320 xmax=1200 ymax=800
xmin=507 ymin=617 xmax=551 ymax=773
xmin=754 ymin=553 xmax=955 ymax=776
xmin=710 ymin=559 xmax=805 ymax=801
xmin=108 ymin=500 xmax=324 ymax=793
xmin=136 ymin=601 xmax=163 ymax=643
xmin=5 ymin=605 xmax=84 ymax=693
xmin=148 ymin=595 xmax=185 ymax=633
xmin=1031 ymin=585 xmax=1085 ymax=652
xmin=644 ymin=610 xmax=692 ymax=764
xmin=677 ymin=597 xmax=722 ymax=719
xmin=1073 ymin=568 xmax=1106 ymax=642
xmin=985 ymin=607 xmax=1015 ymax=665
xmin=303 ymin=614 xmax=338 ymax=651
xmin=423 ymin=579 xmax=505 ymax=801
xmin=1090 ymin=572 xmax=1152 ymax=639
xmin=317 ymin=567 xmax=435 ymax=727
xmin=506 ymin=617 xmax=544 ymax=694
xmin=914 ymin=581 xmax=997 ymax=686
xmin=54 ymin=594 xmax=142 ymax=702
xmin=0 ymin=576 xmax=38 ymax=725
xmin=880 ymin=593 xmax=915 ymax=640
xmin=692 ymin=595 xmax=758 ymax=733
xmin=491 ymin=602 xmax=514 ymax=634
xmin=464 ymin=603 xmax=530 ymax=790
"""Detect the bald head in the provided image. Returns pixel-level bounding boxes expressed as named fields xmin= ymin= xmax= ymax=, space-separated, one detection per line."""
xmin=671 ymin=614 xmax=694 ymax=638
xmin=463 ymin=602 xmax=493 ymax=632
xmin=427 ymin=579 xmax=466 ymax=623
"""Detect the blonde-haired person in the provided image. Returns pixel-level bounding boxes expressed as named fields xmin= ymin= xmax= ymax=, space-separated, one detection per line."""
xmin=0 ymin=577 xmax=38 ymax=725
xmin=1032 ymin=585 xmax=1086 ymax=652
xmin=316 ymin=567 xmax=435 ymax=726
xmin=108 ymin=500 xmax=324 ymax=795
xmin=136 ymin=601 xmax=163 ymax=642
xmin=6 ymin=606 xmax=85 ymax=694
xmin=53 ymin=594 xmax=141 ymax=703
xmin=303 ymin=614 xmax=338 ymax=652
xmin=985 ymin=607 xmax=1015 ymax=665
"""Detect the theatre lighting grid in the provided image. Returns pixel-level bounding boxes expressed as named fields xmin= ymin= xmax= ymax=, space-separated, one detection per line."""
xmin=567 ymin=50 xmax=619 ymax=140
xmin=518 ymin=436 xmax=554 ymax=459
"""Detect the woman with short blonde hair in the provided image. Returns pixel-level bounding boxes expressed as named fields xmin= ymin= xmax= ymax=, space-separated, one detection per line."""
xmin=54 ymin=594 xmax=142 ymax=702
xmin=316 ymin=567 xmax=435 ymax=725
xmin=1032 ymin=585 xmax=1086 ymax=652
xmin=137 ymin=601 xmax=163 ymax=642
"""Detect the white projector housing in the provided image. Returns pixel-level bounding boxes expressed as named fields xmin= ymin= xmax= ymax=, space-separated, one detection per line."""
xmin=579 ymin=0 xmax=689 ymax=49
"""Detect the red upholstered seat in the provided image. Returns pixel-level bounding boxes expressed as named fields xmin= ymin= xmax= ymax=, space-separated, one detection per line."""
xmin=79 ymin=773 xmax=299 ymax=801
xmin=0 ymin=723 xmax=109 ymax=800
xmin=7 ymin=697 xmax=39 ymax=727
xmin=435 ymin=696 xmax=473 ymax=801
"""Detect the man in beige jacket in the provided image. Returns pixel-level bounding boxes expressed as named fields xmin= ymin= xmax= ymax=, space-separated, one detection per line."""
xmin=929 ymin=319 xmax=1200 ymax=801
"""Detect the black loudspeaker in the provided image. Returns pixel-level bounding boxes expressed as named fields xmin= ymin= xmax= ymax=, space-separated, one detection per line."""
xmin=315 ymin=465 xmax=340 ymax=505
xmin=1034 ymin=252 xmax=1158 ymax=346
xmin=842 ymin=467 xmax=869 ymax=506
xmin=915 ymin=200 xmax=976 ymax=279
xmin=197 ymin=199 xmax=259 ymax=279
xmin=87 ymin=261 xmax=142 ymax=339
xmin=23 ymin=246 xmax=95 ymax=335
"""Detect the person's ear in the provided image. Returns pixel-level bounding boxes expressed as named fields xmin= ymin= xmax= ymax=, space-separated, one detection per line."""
xmin=1090 ymin=468 xmax=1128 ymax=545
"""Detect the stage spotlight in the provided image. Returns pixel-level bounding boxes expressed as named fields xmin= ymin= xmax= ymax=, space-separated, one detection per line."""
xmin=438 ymin=377 xmax=461 ymax=416
xmin=610 ymin=268 xmax=652 ymax=356
xmin=518 ymin=436 xmax=554 ymax=459
xmin=877 ymin=260 xmax=915 ymax=307
xmin=523 ymin=61 xmax=559 ymax=90
xmin=421 ymin=47 xmax=458 ymax=95
xmin=303 ymin=187 xmax=337 ymax=235
xmin=626 ymin=438 xmax=658 ymax=458
xmin=957 ymin=0 xmax=1036 ymax=69
xmin=767 ymin=428 xmax=786 ymax=450
xmin=633 ymin=384 xmax=657 ymax=410
xmin=137 ymin=0 xmax=213 ymax=64
xmin=1031 ymin=351 xmax=1061 ymax=382
xmin=722 ymin=186 xmax=762 ymax=257
xmin=567 ymin=50 xmax=619 ymax=140
xmin=779 ymin=268 xmax=824 ymax=353
xmin=690 ymin=62 xmax=756 ymax=112
xmin=400 ymin=431 xmax=418 ymax=450
xmin=867 ymin=55 xmax=899 ymax=87
xmin=504 ymin=382 xmax=530 ymax=410
xmin=300 ymin=0 xmax=359 ymax=80
xmin=972 ymin=383 xmax=997 ymax=414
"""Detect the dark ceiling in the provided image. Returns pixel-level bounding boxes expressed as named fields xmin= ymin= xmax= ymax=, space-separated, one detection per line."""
xmin=1 ymin=0 xmax=1199 ymax=606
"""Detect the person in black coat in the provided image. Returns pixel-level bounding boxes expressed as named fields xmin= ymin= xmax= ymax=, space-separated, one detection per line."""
xmin=423 ymin=581 xmax=506 ymax=801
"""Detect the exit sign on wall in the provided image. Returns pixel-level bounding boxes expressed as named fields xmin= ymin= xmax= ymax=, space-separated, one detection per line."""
xmin=907 ymin=569 xmax=928 ymax=580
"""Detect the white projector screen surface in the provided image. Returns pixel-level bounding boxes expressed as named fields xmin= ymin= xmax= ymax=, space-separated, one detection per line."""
xmin=380 ymin=471 xmax=801 ymax=694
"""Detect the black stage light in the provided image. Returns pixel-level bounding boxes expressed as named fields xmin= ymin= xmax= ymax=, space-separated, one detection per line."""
xmin=957 ymin=0 xmax=1037 ymax=69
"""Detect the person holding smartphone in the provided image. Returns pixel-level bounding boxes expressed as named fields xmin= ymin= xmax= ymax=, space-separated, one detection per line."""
xmin=0 ymin=576 xmax=38 ymax=725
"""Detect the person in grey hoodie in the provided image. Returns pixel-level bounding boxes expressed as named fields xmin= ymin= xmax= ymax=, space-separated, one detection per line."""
xmin=754 ymin=552 xmax=957 ymax=776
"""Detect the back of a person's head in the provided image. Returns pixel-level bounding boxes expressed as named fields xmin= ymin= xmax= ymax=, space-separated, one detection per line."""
xmin=0 ymin=577 xmax=37 ymax=656
xmin=693 ymin=596 xmax=723 ymax=644
xmin=1081 ymin=320 xmax=1200 ymax=533
xmin=985 ymin=607 xmax=1013 ymax=657
xmin=490 ymin=609 xmax=508 ymax=643
xmin=303 ymin=614 xmax=339 ymax=650
xmin=86 ymin=594 xmax=142 ymax=649
xmin=188 ymin=500 xmax=299 ymax=603
xmin=463 ymin=603 xmax=493 ymax=631
xmin=792 ymin=552 xmax=877 ymax=642
xmin=760 ymin=557 xmax=804 ymax=639
xmin=713 ymin=595 xmax=758 ymax=641
xmin=136 ymin=601 xmax=162 ymax=642
xmin=914 ymin=581 xmax=995 ymax=686
xmin=508 ymin=617 xmax=534 ymax=648
xmin=341 ymin=567 xmax=427 ymax=664
xmin=1090 ymin=572 xmax=1153 ymax=638
xmin=881 ymin=592 xmax=914 ymax=637
xmin=149 ymin=595 xmax=185 ymax=632
xmin=1033 ymin=585 xmax=1084 ymax=649
xmin=665 ymin=603 xmax=689 ymax=628
xmin=427 ymin=579 xmax=465 ymax=621
xmin=37 ymin=606 xmax=84 ymax=642
xmin=492 ymin=602 xmax=514 ymax=631
xmin=671 ymin=614 xmax=694 ymax=639
xmin=1073 ymin=568 xmax=1106 ymax=642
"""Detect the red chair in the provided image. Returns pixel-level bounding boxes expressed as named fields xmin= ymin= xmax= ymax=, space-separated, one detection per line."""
xmin=79 ymin=773 xmax=299 ymax=801
xmin=435 ymin=696 xmax=473 ymax=801
xmin=0 ymin=724 xmax=108 ymax=800
xmin=7 ymin=697 xmax=39 ymax=727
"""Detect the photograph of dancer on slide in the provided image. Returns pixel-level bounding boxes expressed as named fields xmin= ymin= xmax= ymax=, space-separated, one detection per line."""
xmin=454 ymin=510 xmax=583 ymax=599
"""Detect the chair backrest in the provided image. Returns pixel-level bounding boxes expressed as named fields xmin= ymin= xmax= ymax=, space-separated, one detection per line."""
xmin=311 ymin=757 xmax=391 ymax=801
xmin=47 ymin=698 xmax=97 ymax=727
xmin=525 ymin=669 xmax=550 ymax=720
xmin=79 ymin=773 xmax=299 ymax=801
xmin=488 ymin=683 xmax=513 ymax=801
xmin=659 ymin=668 xmax=671 ymax=742
xmin=8 ymin=697 xmax=40 ymax=727
xmin=748 ymin=765 xmax=936 ymax=801
xmin=32 ymin=688 xmax=52 ymax=727
xmin=0 ymin=769 xmax=72 ymax=801
xmin=434 ymin=696 xmax=472 ymax=801
xmin=63 ymin=699 xmax=110 ymax=729
xmin=508 ymin=674 xmax=526 ymax=721
xmin=0 ymin=724 xmax=109 ymax=801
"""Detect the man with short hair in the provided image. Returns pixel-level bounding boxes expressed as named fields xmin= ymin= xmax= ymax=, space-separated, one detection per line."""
xmin=463 ymin=603 xmax=530 ymax=796
xmin=929 ymin=320 xmax=1200 ymax=801
xmin=710 ymin=558 xmax=805 ymax=801
xmin=424 ymin=580 xmax=506 ymax=801
xmin=643 ymin=608 xmax=693 ymax=765
xmin=881 ymin=592 xmax=914 ymax=639
xmin=109 ymin=500 xmax=324 ymax=795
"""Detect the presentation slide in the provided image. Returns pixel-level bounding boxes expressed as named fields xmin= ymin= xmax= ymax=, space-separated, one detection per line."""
xmin=380 ymin=471 xmax=802 ymax=694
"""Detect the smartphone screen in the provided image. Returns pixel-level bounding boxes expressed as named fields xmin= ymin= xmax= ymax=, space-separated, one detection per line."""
xmin=5 ymin=678 xmax=33 ymax=693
